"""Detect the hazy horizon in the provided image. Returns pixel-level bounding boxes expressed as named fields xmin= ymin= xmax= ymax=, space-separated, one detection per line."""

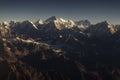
xmin=0 ymin=0 xmax=120 ymax=24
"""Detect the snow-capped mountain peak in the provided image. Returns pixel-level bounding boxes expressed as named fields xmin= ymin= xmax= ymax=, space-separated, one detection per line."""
xmin=84 ymin=21 xmax=117 ymax=36
xmin=22 ymin=20 xmax=38 ymax=30
xmin=35 ymin=19 xmax=44 ymax=26
xmin=59 ymin=18 xmax=68 ymax=22
xmin=45 ymin=16 xmax=57 ymax=23
xmin=45 ymin=16 xmax=68 ymax=23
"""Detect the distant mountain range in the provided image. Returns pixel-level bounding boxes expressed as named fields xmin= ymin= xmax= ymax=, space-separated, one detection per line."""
xmin=0 ymin=16 xmax=120 ymax=38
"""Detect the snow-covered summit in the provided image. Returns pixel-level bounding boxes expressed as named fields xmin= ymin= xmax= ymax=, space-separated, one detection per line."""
xmin=35 ymin=19 xmax=44 ymax=26
xmin=42 ymin=16 xmax=90 ymax=29
xmin=21 ymin=20 xmax=38 ymax=30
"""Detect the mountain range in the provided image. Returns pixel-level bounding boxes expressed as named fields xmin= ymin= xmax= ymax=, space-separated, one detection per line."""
xmin=0 ymin=16 xmax=120 ymax=80
xmin=0 ymin=16 xmax=120 ymax=38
